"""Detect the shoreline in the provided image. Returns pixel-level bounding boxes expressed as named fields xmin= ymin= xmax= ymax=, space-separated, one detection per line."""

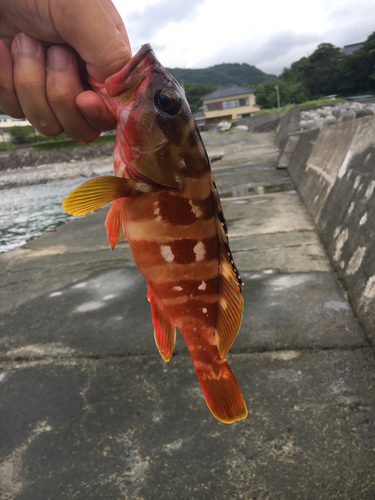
xmin=0 ymin=131 xmax=268 ymax=189
xmin=0 ymin=156 xmax=114 ymax=190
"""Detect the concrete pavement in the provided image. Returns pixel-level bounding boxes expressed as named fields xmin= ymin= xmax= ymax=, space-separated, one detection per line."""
xmin=1 ymin=131 xmax=375 ymax=499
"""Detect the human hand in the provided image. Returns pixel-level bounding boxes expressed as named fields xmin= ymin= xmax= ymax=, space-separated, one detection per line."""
xmin=0 ymin=0 xmax=131 ymax=143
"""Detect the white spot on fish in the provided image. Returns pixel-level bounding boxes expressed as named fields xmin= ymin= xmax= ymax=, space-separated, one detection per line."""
xmin=193 ymin=241 xmax=206 ymax=262
xmin=202 ymin=308 xmax=208 ymax=314
xmin=119 ymin=109 xmax=130 ymax=126
xmin=189 ymin=200 xmax=203 ymax=218
xmin=153 ymin=201 xmax=161 ymax=216
xmin=360 ymin=213 xmax=367 ymax=225
xmin=161 ymin=245 xmax=175 ymax=263
xmin=173 ymin=286 xmax=183 ymax=292
xmin=198 ymin=281 xmax=206 ymax=291
xmin=75 ymin=301 xmax=104 ymax=313
xmin=49 ymin=291 xmax=62 ymax=297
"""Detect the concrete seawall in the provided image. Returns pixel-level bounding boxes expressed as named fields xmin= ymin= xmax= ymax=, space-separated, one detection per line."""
xmin=286 ymin=114 xmax=375 ymax=343
xmin=236 ymin=109 xmax=288 ymax=132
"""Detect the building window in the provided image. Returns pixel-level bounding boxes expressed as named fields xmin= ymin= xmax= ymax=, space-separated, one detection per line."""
xmin=222 ymin=97 xmax=249 ymax=109
xmin=205 ymin=96 xmax=250 ymax=111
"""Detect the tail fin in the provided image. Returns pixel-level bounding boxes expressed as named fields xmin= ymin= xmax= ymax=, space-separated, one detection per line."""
xmin=190 ymin=350 xmax=247 ymax=424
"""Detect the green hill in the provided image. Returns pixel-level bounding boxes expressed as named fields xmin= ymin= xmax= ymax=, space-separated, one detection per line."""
xmin=167 ymin=63 xmax=276 ymax=87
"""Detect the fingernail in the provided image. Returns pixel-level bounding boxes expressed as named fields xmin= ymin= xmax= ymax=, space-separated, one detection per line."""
xmin=15 ymin=33 xmax=39 ymax=54
xmin=47 ymin=46 xmax=71 ymax=70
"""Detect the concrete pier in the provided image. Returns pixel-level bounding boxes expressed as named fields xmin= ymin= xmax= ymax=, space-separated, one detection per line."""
xmin=1 ymin=131 xmax=374 ymax=499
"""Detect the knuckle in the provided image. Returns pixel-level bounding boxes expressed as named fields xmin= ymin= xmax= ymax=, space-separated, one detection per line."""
xmin=47 ymin=87 xmax=74 ymax=108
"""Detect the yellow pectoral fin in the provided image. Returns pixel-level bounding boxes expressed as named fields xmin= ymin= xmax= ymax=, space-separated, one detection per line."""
xmin=62 ymin=176 xmax=153 ymax=216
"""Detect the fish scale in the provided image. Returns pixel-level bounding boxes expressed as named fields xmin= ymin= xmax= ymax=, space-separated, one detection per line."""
xmin=62 ymin=44 xmax=247 ymax=423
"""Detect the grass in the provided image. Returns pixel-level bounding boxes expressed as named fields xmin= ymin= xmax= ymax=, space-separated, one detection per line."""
xmin=0 ymin=141 xmax=15 ymax=150
xmin=30 ymin=133 xmax=116 ymax=151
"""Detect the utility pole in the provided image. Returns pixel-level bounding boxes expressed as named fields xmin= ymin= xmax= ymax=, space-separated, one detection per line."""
xmin=275 ymin=85 xmax=281 ymax=118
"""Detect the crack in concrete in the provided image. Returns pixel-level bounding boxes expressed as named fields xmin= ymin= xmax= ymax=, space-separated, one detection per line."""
xmin=0 ymin=345 xmax=370 ymax=368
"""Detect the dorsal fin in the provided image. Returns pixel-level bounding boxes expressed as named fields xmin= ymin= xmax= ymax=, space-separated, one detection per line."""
xmin=211 ymin=177 xmax=244 ymax=291
xmin=211 ymin=178 xmax=244 ymax=358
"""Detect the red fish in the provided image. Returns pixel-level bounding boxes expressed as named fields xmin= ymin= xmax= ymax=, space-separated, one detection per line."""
xmin=63 ymin=44 xmax=247 ymax=423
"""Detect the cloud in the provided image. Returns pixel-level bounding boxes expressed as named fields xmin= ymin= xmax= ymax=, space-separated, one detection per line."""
xmin=194 ymin=30 xmax=321 ymax=75
xmin=125 ymin=0 xmax=205 ymax=41
xmin=250 ymin=31 xmax=321 ymax=66
xmin=324 ymin=2 xmax=375 ymax=47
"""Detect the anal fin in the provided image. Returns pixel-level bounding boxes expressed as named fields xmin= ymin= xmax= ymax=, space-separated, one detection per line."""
xmin=148 ymin=288 xmax=176 ymax=362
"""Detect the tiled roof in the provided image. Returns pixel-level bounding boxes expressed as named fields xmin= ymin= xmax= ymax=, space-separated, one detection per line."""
xmin=200 ymin=85 xmax=256 ymax=101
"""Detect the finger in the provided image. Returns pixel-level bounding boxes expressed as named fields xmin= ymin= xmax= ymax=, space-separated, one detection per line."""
xmin=53 ymin=0 xmax=131 ymax=82
xmin=0 ymin=39 xmax=24 ymax=117
xmin=99 ymin=0 xmax=130 ymax=45
xmin=46 ymin=45 xmax=101 ymax=143
xmin=12 ymin=33 xmax=63 ymax=135
xmin=76 ymin=90 xmax=117 ymax=131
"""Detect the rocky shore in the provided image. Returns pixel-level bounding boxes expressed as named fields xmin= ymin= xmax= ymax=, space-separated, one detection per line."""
xmin=300 ymin=100 xmax=375 ymax=130
xmin=0 ymin=141 xmax=114 ymax=172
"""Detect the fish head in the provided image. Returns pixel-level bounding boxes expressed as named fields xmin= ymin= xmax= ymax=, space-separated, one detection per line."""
xmin=89 ymin=44 xmax=193 ymax=191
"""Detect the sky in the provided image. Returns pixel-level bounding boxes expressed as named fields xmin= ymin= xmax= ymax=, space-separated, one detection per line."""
xmin=113 ymin=0 xmax=374 ymax=76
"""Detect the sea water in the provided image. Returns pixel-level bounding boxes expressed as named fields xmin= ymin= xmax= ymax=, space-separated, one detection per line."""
xmin=0 ymin=177 xmax=88 ymax=253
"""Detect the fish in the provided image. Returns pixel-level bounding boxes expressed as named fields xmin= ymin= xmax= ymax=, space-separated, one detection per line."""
xmin=63 ymin=44 xmax=247 ymax=423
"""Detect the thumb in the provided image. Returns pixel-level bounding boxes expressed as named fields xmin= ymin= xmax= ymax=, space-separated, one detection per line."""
xmin=53 ymin=0 xmax=131 ymax=82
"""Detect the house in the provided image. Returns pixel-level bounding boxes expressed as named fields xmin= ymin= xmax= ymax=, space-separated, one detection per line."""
xmin=197 ymin=85 xmax=260 ymax=130
xmin=0 ymin=114 xmax=31 ymax=128
xmin=341 ymin=42 xmax=364 ymax=57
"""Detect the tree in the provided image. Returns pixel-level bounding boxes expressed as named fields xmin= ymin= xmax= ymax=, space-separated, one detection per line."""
xmin=302 ymin=43 xmax=342 ymax=98
xmin=9 ymin=126 xmax=36 ymax=145
xmin=339 ymin=31 xmax=375 ymax=93
xmin=183 ymin=83 xmax=217 ymax=113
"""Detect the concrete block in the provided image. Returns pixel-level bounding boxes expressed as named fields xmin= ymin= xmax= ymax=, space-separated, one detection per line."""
xmin=274 ymin=105 xmax=300 ymax=152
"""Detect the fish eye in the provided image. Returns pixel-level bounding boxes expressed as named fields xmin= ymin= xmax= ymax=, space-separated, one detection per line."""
xmin=154 ymin=88 xmax=181 ymax=116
